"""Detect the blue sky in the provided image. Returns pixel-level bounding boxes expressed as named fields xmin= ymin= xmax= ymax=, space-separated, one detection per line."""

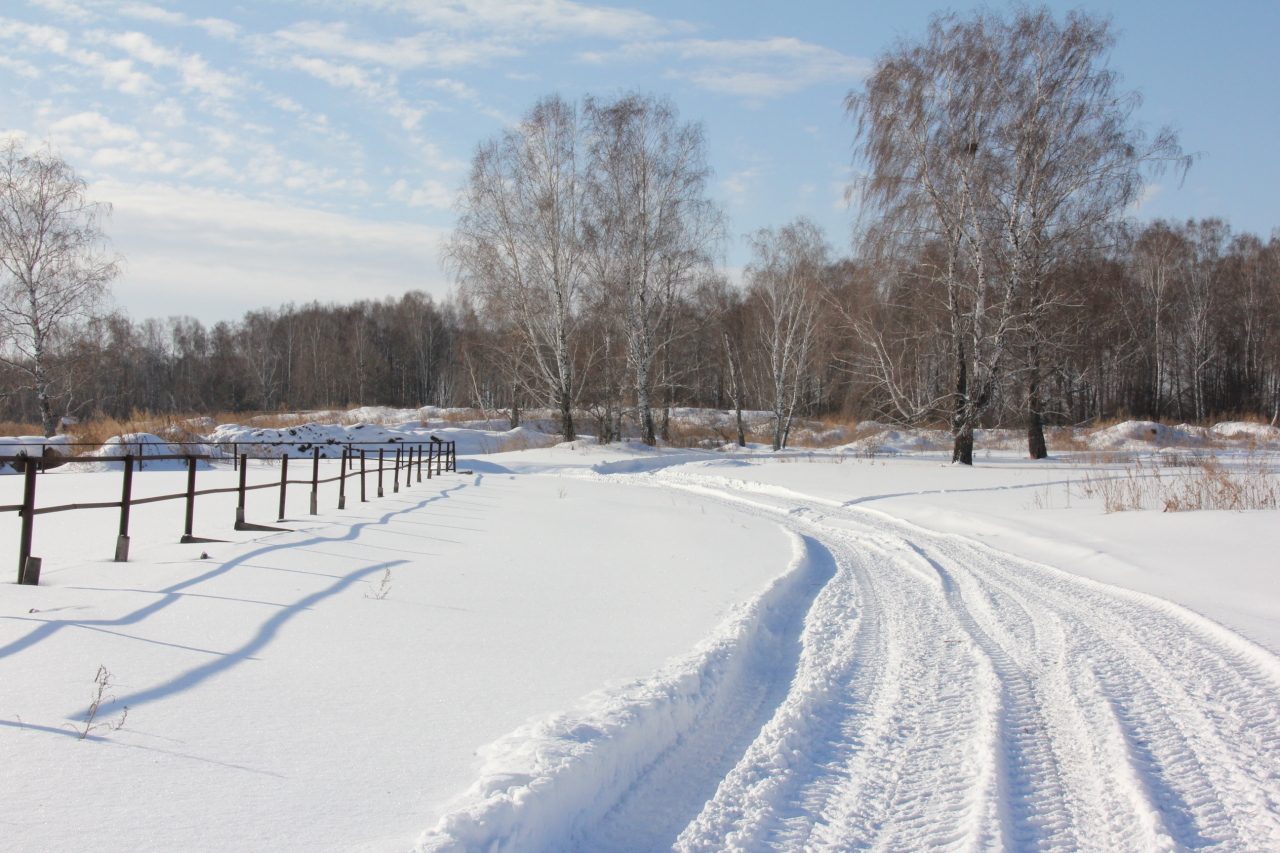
xmin=0 ymin=0 xmax=1275 ymax=321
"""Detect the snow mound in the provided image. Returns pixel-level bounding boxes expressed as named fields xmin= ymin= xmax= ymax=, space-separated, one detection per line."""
xmin=210 ymin=422 xmax=394 ymax=457
xmin=343 ymin=406 xmax=424 ymax=425
xmin=208 ymin=422 xmax=551 ymax=459
xmin=839 ymin=428 xmax=949 ymax=455
xmin=92 ymin=433 xmax=218 ymax=471
xmin=415 ymin=533 xmax=831 ymax=853
xmin=1089 ymin=420 xmax=1203 ymax=450
xmin=1212 ymin=422 xmax=1280 ymax=443
xmin=0 ymin=435 xmax=72 ymax=473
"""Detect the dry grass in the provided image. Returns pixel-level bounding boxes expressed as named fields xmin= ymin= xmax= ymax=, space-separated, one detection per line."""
xmin=788 ymin=416 xmax=863 ymax=449
xmin=67 ymin=410 xmax=211 ymax=450
xmin=1070 ymin=454 xmax=1280 ymax=512
xmin=0 ymin=420 xmax=42 ymax=437
xmin=437 ymin=409 xmax=487 ymax=423
xmin=1045 ymin=427 xmax=1090 ymax=452
xmin=474 ymin=429 xmax=558 ymax=454
xmin=235 ymin=411 xmax=351 ymax=429
xmin=52 ymin=407 xmax=422 ymax=451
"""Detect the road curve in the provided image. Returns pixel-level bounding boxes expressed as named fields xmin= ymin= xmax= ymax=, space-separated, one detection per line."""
xmin=417 ymin=468 xmax=1280 ymax=853
xmin=652 ymin=470 xmax=1280 ymax=853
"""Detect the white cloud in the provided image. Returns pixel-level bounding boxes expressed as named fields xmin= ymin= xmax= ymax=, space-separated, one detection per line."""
xmin=418 ymin=141 xmax=467 ymax=172
xmin=151 ymin=97 xmax=185 ymax=127
xmin=721 ymin=164 xmax=763 ymax=206
xmin=830 ymin=180 xmax=851 ymax=211
xmin=48 ymin=110 xmax=192 ymax=173
xmin=0 ymin=18 xmax=70 ymax=53
xmin=287 ymin=55 xmax=435 ymax=129
xmin=42 ymin=111 xmax=365 ymax=193
xmin=390 ymin=177 xmax=454 ymax=208
xmin=0 ymin=18 xmax=157 ymax=95
xmin=116 ymin=3 xmax=186 ymax=25
xmin=25 ymin=0 xmax=96 ymax=23
xmin=332 ymin=0 xmax=687 ymax=41
xmin=582 ymin=37 xmax=869 ymax=98
xmin=1131 ymin=183 xmax=1164 ymax=214
xmin=194 ymin=17 xmax=240 ymax=40
xmin=0 ymin=55 xmax=41 ymax=78
xmin=49 ymin=110 xmax=139 ymax=145
xmin=262 ymin=21 xmax=520 ymax=70
xmin=290 ymin=55 xmax=387 ymax=99
xmin=94 ymin=179 xmax=450 ymax=320
xmin=106 ymin=30 xmax=241 ymax=98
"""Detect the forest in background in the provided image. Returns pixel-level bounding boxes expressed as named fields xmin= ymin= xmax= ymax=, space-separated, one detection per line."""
xmin=0 ymin=215 xmax=1273 ymax=435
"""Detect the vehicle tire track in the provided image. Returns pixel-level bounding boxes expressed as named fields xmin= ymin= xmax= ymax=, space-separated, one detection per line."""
xmin=635 ymin=470 xmax=1280 ymax=852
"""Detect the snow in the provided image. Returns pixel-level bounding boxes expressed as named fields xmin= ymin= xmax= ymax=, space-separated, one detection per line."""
xmin=3 ymin=420 xmax=1280 ymax=851
xmin=89 ymin=432 xmax=219 ymax=471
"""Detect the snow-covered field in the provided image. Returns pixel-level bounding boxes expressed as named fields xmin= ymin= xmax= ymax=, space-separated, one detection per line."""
xmin=3 ymin=418 xmax=1280 ymax=852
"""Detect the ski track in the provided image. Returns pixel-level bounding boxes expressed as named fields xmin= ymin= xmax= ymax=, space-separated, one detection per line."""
xmin=418 ymin=468 xmax=1280 ymax=853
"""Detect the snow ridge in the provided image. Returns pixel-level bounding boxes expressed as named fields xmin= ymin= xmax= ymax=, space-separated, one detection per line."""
xmin=414 ymin=532 xmax=833 ymax=853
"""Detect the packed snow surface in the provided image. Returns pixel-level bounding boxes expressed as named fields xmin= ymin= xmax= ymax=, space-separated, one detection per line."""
xmin=3 ymin=426 xmax=1280 ymax=852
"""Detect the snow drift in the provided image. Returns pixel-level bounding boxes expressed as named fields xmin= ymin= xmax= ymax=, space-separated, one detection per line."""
xmin=415 ymin=532 xmax=833 ymax=853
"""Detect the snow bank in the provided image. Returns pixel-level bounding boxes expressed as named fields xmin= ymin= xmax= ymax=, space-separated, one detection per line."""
xmin=1213 ymin=421 xmax=1280 ymax=443
xmin=91 ymin=433 xmax=217 ymax=471
xmin=0 ymin=435 xmax=72 ymax=474
xmin=207 ymin=422 xmax=557 ymax=459
xmin=1088 ymin=420 xmax=1203 ymax=450
xmin=0 ymin=435 xmax=72 ymax=452
xmin=838 ymin=427 xmax=950 ymax=455
xmin=415 ymin=533 xmax=832 ymax=853
xmin=209 ymin=422 xmax=405 ymax=457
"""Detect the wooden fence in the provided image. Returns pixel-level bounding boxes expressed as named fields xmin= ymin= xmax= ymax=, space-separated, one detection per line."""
xmin=0 ymin=440 xmax=457 ymax=585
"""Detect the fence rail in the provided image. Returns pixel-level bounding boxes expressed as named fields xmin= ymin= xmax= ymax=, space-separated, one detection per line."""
xmin=4 ymin=440 xmax=457 ymax=585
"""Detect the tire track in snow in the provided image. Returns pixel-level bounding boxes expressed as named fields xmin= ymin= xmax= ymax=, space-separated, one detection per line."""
xmin=654 ymin=471 xmax=1280 ymax=852
xmin=416 ymin=468 xmax=1280 ymax=852
xmin=415 ymin=531 xmax=837 ymax=853
xmin=568 ymin=534 xmax=836 ymax=853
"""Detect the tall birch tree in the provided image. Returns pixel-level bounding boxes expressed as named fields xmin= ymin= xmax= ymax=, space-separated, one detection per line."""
xmin=585 ymin=93 xmax=722 ymax=446
xmin=746 ymin=217 xmax=829 ymax=450
xmin=445 ymin=95 xmax=590 ymax=440
xmin=0 ymin=140 xmax=119 ymax=437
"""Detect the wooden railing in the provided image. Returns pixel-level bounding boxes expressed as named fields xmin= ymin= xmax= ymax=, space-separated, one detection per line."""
xmin=0 ymin=440 xmax=458 ymax=585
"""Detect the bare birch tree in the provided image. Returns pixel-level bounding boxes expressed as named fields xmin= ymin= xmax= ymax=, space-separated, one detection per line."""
xmin=445 ymin=95 xmax=590 ymax=440
xmin=585 ymin=93 xmax=722 ymax=446
xmin=847 ymin=6 xmax=1188 ymax=462
xmin=746 ymin=217 xmax=829 ymax=450
xmin=847 ymin=14 xmax=1012 ymax=465
xmin=975 ymin=8 xmax=1190 ymax=457
xmin=0 ymin=140 xmax=119 ymax=436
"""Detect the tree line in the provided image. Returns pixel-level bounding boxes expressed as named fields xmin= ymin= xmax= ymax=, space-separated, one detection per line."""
xmin=0 ymin=6 xmax=1276 ymax=458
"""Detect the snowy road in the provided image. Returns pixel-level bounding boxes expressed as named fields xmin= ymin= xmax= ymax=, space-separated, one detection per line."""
xmin=423 ymin=468 xmax=1280 ymax=852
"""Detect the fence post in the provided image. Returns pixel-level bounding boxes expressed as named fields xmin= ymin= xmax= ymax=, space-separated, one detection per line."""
xmin=393 ymin=446 xmax=401 ymax=493
xmin=180 ymin=456 xmax=198 ymax=543
xmin=236 ymin=454 xmax=248 ymax=528
xmin=427 ymin=443 xmax=433 ymax=479
xmin=338 ymin=447 xmax=347 ymax=510
xmin=310 ymin=448 xmax=320 ymax=515
xmin=233 ymin=442 xmax=238 ymax=471
xmin=360 ymin=450 xmax=367 ymax=502
xmin=416 ymin=444 xmax=423 ymax=483
xmin=278 ymin=454 xmax=289 ymax=521
xmin=114 ymin=454 xmax=134 ymax=562
xmin=450 ymin=441 xmax=456 ymax=472
xmin=17 ymin=459 xmax=38 ymax=584
xmin=377 ymin=448 xmax=385 ymax=498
